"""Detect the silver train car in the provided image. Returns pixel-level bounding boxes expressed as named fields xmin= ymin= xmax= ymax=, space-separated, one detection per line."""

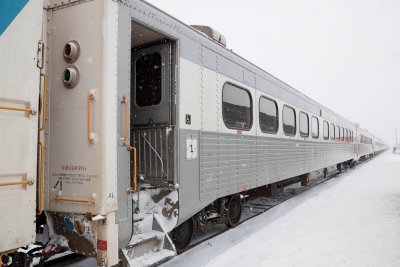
xmin=0 ymin=0 xmax=387 ymax=266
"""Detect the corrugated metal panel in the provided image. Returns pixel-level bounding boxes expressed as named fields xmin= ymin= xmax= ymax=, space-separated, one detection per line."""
xmin=200 ymin=132 xmax=355 ymax=201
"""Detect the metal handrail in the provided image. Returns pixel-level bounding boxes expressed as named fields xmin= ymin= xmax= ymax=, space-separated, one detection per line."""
xmin=55 ymin=196 xmax=95 ymax=204
xmin=122 ymin=96 xmax=129 ymax=146
xmin=39 ymin=74 xmax=47 ymax=131
xmin=0 ymin=105 xmax=36 ymax=115
xmin=87 ymin=91 xmax=95 ymax=143
xmin=0 ymin=180 xmax=33 ymax=187
xmin=37 ymin=141 xmax=44 ymax=214
xmin=127 ymin=146 xmax=137 ymax=193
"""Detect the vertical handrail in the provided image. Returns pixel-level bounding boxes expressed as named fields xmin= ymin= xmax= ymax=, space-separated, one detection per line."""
xmin=122 ymin=96 xmax=129 ymax=146
xmin=37 ymin=141 xmax=44 ymax=215
xmin=87 ymin=91 xmax=94 ymax=143
xmin=39 ymin=74 xmax=47 ymax=131
xmin=127 ymin=146 xmax=137 ymax=193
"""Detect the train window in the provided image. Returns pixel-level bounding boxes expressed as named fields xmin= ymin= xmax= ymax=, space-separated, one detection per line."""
xmin=259 ymin=96 xmax=278 ymax=134
xmin=345 ymin=129 xmax=348 ymax=142
xmin=299 ymin=112 xmax=309 ymax=138
xmin=283 ymin=105 xmax=296 ymax=136
xmin=222 ymin=83 xmax=252 ymax=130
xmin=330 ymin=123 xmax=335 ymax=140
xmin=335 ymin=125 xmax=340 ymax=140
xmin=323 ymin=121 xmax=329 ymax=139
xmin=340 ymin=127 xmax=344 ymax=141
xmin=136 ymin=52 xmax=162 ymax=107
xmin=311 ymin=116 xmax=319 ymax=138
xmin=351 ymin=131 xmax=354 ymax=142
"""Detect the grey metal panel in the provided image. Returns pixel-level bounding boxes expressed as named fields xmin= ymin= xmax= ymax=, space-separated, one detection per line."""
xmin=178 ymin=129 xmax=200 ymax=204
xmin=116 ymin=3 xmax=132 ymax=247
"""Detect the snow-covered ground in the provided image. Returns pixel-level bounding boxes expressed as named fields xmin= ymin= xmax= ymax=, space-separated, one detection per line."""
xmin=163 ymin=152 xmax=400 ymax=267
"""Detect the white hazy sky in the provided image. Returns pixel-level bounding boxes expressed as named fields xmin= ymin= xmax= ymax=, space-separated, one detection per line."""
xmin=146 ymin=0 xmax=400 ymax=146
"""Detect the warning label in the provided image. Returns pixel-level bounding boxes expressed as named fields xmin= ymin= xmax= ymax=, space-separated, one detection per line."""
xmin=52 ymin=173 xmax=98 ymax=185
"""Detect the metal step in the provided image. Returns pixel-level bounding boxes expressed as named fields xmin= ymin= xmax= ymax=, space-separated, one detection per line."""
xmin=122 ymin=215 xmax=176 ymax=267
xmin=124 ymin=248 xmax=175 ymax=267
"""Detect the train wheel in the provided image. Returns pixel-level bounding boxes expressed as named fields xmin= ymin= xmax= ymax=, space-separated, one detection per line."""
xmin=171 ymin=218 xmax=193 ymax=251
xmin=226 ymin=195 xmax=242 ymax=228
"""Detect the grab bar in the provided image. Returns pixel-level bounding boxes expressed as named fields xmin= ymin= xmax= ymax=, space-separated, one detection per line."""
xmin=87 ymin=90 xmax=95 ymax=143
xmin=55 ymin=196 xmax=96 ymax=204
xmin=0 ymin=180 xmax=33 ymax=187
xmin=37 ymin=141 xmax=44 ymax=214
xmin=0 ymin=105 xmax=36 ymax=115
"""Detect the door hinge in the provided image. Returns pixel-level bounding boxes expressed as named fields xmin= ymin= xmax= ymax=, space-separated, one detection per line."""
xmin=37 ymin=40 xmax=44 ymax=69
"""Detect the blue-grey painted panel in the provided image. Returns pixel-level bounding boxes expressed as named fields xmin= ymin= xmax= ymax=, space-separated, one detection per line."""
xmin=0 ymin=0 xmax=28 ymax=36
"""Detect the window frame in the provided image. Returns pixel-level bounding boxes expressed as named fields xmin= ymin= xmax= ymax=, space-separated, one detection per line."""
xmin=311 ymin=116 xmax=319 ymax=139
xmin=323 ymin=121 xmax=329 ymax=140
xmin=222 ymin=82 xmax=253 ymax=131
xmin=299 ymin=111 xmax=310 ymax=138
xmin=340 ymin=127 xmax=343 ymax=141
xmin=330 ymin=123 xmax=335 ymax=140
xmin=282 ymin=105 xmax=297 ymax=137
xmin=258 ymin=96 xmax=279 ymax=134
xmin=335 ymin=125 xmax=340 ymax=140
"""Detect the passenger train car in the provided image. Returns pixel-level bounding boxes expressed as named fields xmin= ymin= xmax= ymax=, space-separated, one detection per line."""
xmin=0 ymin=0 xmax=387 ymax=266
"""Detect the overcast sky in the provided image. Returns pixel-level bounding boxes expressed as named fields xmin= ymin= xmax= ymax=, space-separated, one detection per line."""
xmin=147 ymin=0 xmax=400 ymax=146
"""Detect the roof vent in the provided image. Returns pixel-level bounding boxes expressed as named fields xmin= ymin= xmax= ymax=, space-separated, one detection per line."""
xmin=191 ymin=25 xmax=227 ymax=47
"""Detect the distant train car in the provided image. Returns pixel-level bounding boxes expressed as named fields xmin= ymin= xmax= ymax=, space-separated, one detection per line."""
xmin=0 ymin=0 xmax=387 ymax=266
xmin=373 ymin=137 xmax=387 ymax=154
xmin=355 ymin=125 xmax=375 ymax=159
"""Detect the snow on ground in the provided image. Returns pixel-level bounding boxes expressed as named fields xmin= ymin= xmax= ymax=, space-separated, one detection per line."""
xmin=163 ymin=152 xmax=400 ymax=267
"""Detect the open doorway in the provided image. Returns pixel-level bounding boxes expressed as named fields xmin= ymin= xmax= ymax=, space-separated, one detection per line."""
xmin=130 ymin=21 xmax=176 ymax=185
xmin=131 ymin=22 xmax=176 ymax=126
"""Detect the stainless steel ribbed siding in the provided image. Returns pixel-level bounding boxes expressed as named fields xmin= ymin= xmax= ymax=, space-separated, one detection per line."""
xmin=200 ymin=131 xmax=355 ymax=201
